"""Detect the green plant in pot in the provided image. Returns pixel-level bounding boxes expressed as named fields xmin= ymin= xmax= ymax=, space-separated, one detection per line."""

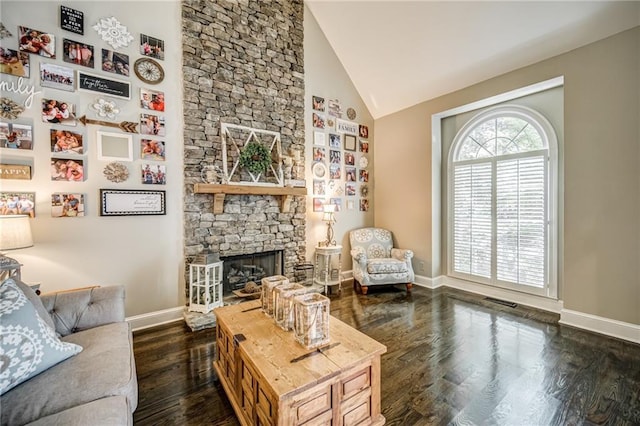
xmin=239 ymin=142 xmax=272 ymax=175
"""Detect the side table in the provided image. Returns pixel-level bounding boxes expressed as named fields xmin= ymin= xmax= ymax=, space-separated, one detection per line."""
xmin=314 ymin=245 xmax=342 ymax=295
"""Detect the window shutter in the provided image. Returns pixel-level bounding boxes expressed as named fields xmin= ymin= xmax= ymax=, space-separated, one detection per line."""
xmin=453 ymin=162 xmax=492 ymax=278
xmin=496 ymin=155 xmax=546 ymax=287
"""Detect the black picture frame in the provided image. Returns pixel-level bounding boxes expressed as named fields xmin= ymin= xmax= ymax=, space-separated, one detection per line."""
xmin=100 ymin=189 xmax=166 ymax=216
xmin=60 ymin=6 xmax=84 ymax=35
xmin=77 ymin=71 xmax=131 ymax=99
xmin=344 ymin=134 xmax=357 ymax=151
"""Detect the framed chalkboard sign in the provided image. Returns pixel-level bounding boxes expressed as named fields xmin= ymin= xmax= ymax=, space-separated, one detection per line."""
xmin=60 ymin=6 xmax=84 ymax=35
xmin=77 ymin=71 xmax=131 ymax=100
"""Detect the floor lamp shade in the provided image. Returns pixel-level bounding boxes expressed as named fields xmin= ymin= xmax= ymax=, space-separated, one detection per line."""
xmin=0 ymin=215 xmax=33 ymax=250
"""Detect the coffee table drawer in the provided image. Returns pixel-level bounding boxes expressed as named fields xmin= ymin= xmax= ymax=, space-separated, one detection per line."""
xmin=341 ymin=387 xmax=372 ymax=425
xmin=294 ymin=383 xmax=332 ymax=424
xmin=340 ymin=365 xmax=371 ymax=401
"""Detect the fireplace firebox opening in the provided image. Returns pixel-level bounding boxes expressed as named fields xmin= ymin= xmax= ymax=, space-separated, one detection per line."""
xmin=221 ymin=250 xmax=284 ymax=295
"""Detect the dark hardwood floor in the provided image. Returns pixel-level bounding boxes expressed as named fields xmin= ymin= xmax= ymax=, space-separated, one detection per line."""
xmin=133 ymin=284 xmax=640 ymax=425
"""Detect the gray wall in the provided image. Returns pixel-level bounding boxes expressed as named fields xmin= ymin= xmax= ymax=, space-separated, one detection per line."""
xmin=304 ymin=5 xmax=375 ymax=270
xmin=375 ymin=27 xmax=639 ymax=325
xmin=0 ymin=1 xmax=185 ymax=317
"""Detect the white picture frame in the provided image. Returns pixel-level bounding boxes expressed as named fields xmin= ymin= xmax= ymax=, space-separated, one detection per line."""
xmin=313 ymin=131 xmax=326 ymax=146
xmin=96 ymin=131 xmax=133 ymax=161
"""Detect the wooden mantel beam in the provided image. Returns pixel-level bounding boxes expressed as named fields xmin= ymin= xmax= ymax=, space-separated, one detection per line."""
xmin=193 ymin=184 xmax=307 ymax=213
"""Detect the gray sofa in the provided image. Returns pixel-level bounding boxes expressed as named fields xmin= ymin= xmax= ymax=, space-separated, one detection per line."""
xmin=0 ymin=285 xmax=137 ymax=426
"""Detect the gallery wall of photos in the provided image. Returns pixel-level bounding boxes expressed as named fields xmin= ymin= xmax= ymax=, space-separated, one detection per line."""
xmin=310 ymin=95 xmax=370 ymax=214
xmin=0 ymin=5 xmax=168 ymax=218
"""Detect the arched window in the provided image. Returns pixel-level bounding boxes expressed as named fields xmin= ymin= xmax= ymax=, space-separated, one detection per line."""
xmin=448 ymin=105 xmax=558 ymax=298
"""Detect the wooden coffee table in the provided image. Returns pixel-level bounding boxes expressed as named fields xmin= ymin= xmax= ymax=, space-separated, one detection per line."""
xmin=213 ymin=300 xmax=386 ymax=425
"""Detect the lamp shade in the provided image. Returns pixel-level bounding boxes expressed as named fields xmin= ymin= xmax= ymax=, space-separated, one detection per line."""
xmin=322 ymin=203 xmax=336 ymax=222
xmin=0 ymin=215 xmax=33 ymax=250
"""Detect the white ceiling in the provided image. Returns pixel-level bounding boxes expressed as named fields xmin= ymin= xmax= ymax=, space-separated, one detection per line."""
xmin=306 ymin=1 xmax=640 ymax=119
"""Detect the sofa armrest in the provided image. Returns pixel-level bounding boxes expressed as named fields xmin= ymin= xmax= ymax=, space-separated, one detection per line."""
xmin=40 ymin=285 xmax=125 ymax=337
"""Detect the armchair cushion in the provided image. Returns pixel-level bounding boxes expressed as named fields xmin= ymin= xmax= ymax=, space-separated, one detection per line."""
xmin=367 ymin=258 xmax=408 ymax=274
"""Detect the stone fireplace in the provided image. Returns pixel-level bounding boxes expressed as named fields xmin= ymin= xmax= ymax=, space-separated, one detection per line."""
xmin=181 ymin=0 xmax=306 ymax=297
xmin=222 ymin=250 xmax=284 ymax=295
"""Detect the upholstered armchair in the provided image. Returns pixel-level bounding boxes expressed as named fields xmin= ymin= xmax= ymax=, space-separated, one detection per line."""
xmin=349 ymin=227 xmax=414 ymax=294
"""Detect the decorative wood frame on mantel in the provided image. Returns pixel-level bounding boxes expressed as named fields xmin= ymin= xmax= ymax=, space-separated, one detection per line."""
xmin=221 ymin=123 xmax=284 ymax=186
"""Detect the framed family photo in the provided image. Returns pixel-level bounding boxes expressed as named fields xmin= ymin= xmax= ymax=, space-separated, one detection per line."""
xmin=51 ymin=193 xmax=84 ymax=217
xmin=51 ymin=158 xmax=84 ymax=182
xmin=140 ymin=34 xmax=164 ymax=60
xmin=50 ymin=129 xmax=83 ymax=154
xmin=140 ymin=113 xmax=165 ymax=136
xmin=18 ymin=26 xmax=55 ymax=58
xmin=0 ymin=192 xmax=36 ymax=217
xmin=0 ymin=122 xmax=33 ymax=150
xmin=140 ymin=88 xmax=165 ymax=112
xmin=140 ymin=139 xmax=165 ymax=161
xmin=313 ymin=197 xmax=324 ymax=212
xmin=42 ymin=99 xmax=76 ymax=126
xmin=344 ymin=152 xmax=355 ymax=166
xmin=62 ymin=39 xmax=94 ymax=68
xmin=313 ymin=147 xmax=326 ymax=162
xmin=312 ymin=95 xmax=325 ymax=112
xmin=40 ymin=63 xmax=74 ymax=92
xmin=312 ymin=113 xmax=325 ymax=129
xmin=329 ymin=133 xmax=341 ymax=148
xmin=102 ymin=49 xmax=130 ymax=76
xmin=141 ymin=164 xmax=166 ymax=185
xmin=359 ymin=125 xmax=369 ymax=139
xmin=0 ymin=48 xmax=30 ymax=77
xmin=329 ymin=164 xmax=341 ymax=180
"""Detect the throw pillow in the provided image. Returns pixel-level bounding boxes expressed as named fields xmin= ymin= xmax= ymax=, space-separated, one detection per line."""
xmin=0 ymin=279 xmax=82 ymax=396
xmin=13 ymin=278 xmax=56 ymax=331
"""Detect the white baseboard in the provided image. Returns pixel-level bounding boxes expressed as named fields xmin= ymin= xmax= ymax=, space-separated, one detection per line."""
xmin=126 ymin=306 xmax=184 ymax=332
xmin=413 ymin=274 xmax=444 ymax=289
xmin=439 ymin=276 xmax=564 ymax=313
xmin=560 ymin=309 xmax=640 ymax=344
xmin=341 ymin=270 xmax=353 ymax=280
xmin=424 ymin=275 xmax=639 ymax=344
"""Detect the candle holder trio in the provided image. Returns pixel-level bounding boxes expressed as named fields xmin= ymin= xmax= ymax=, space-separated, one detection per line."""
xmin=261 ymin=275 xmax=330 ymax=349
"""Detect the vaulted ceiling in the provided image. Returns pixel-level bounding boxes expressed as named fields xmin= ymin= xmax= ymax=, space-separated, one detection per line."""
xmin=306 ymin=1 xmax=640 ymax=119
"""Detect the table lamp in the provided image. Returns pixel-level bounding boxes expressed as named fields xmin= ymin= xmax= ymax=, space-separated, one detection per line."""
xmin=321 ymin=204 xmax=336 ymax=246
xmin=0 ymin=215 xmax=34 ymax=281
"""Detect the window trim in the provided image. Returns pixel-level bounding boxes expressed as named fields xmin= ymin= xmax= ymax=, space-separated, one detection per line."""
xmin=447 ymin=104 xmax=559 ymax=299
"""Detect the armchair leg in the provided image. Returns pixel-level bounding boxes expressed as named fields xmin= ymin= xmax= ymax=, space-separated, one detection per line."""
xmin=406 ymin=283 xmax=412 ymax=293
xmin=352 ymin=279 xmax=369 ymax=295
